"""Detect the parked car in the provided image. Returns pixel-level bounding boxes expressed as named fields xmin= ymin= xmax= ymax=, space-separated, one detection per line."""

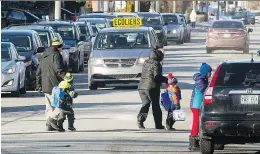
xmin=231 ymin=11 xmax=255 ymax=25
xmin=137 ymin=12 xmax=168 ymax=46
xmin=206 ymin=20 xmax=253 ymax=54
xmin=251 ymin=11 xmax=260 ymax=24
xmin=79 ymin=13 xmax=116 ymax=20
xmin=88 ymin=27 xmax=162 ymax=90
xmin=112 ymin=12 xmax=139 ymax=18
xmin=161 ymin=13 xmax=185 ymax=44
xmin=5 ymin=25 xmax=70 ymax=68
xmin=1 ymin=30 xmax=44 ymax=90
xmin=1 ymin=8 xmax=40 ymax=26
xmin=200 ymin=59 xmax=260 ymax=154
xmin=77 ymin=18 xmax=111 ymax=29
xmin=35 ymin=21 xmax=85 ymax=72
xmin=177 ymin=13 xmax=191 ymax=43
xmin=1 ymin=42 xmax=27 ymax=97
xmin=74 ymin=21 xmax=95 ymax=64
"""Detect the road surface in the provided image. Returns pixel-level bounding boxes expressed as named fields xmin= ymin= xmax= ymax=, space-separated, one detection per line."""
xmin=2 ymin=24 xmax=260 ymax=154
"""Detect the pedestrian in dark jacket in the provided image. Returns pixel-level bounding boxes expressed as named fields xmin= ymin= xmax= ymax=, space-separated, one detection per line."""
xmin=36 ymin=40 xmax=66 ymax=131
xmin=137 ymin=49 xmax=168 ymax=129
xmin=189 ymin=62 xmax=212 ymax=151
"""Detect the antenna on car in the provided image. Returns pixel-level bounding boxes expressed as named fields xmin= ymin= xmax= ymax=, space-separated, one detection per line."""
xmin=251 ymin=52 xmax=254 ymax=63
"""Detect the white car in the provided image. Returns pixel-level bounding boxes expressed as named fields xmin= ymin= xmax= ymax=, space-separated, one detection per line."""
xmin=1 ymin=42 xmax=27 ymax=97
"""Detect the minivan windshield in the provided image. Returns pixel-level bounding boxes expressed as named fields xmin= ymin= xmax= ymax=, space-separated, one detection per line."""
xmin=162 ymin=15 xmax=178 ymax=24
xmin=215 ymin=63 xmax=260 ymax=87
xmin=1 ymin=35 xmax=32 ymax=51
xmin=51 ymin=26 xmax=76 ymax=40
xmin=94 ymin=32 xmax=150 ymax=49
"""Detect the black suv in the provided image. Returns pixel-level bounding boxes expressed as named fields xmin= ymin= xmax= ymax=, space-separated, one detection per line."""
xmin=200 ymin=60 xmax=260 ymax=154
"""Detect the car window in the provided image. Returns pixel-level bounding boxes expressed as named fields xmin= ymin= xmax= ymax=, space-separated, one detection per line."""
xmin=52 ymin=26 xmax=76 ymax=40
xmin=162 ymin=15 xmax=179 ymax=24
xmin=94 ymin=32 xmax=150 ymax=49
xmin=1 ymin=45 xmax=12 ymax=62
xmin=213 ymin=22 xmax=244 ymax=29
xmin=38 ymin=32 xmax=51 ymax=47
xmin=215 ymin=63 xmax=260 ymax=87
xmin=9 ymin=10 xmax=26 ymax=20
xmin=91 ymin=25 xmax=99 ymax=35
xmin=151 ymin=29 xmax=159 ymax=45
xmin=79 ymin=25 xmax=90 ymax=36
xmin=252 ymin=12 xmax=260 ymax=16
xmin=139 ymin=15 xmax=163 ymax=25
xmin=2 ymin=35 xmax=32 ymax=52
xmin=35 ymin=34 xmax=42 ymax=47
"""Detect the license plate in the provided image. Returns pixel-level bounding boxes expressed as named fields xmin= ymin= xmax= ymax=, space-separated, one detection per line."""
xmin=241 ymin=95 xmax=258 ymax=104
xmin=223 ymin=33 xmax=231 ymax=38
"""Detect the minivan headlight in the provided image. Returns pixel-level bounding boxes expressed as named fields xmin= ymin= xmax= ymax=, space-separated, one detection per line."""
xmin=90 ymin=59 xmax=103 ymax=66
xmin=138 ymin=57 xmax=149 ymax=64
xmin=3 ymin=66 xmax=16 ymax=74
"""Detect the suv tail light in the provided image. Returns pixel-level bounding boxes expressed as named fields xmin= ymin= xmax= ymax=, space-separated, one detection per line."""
xmin=234 ymin=30 xmax=247 ymax=37
xmin=203 ymin=65 xmax=222 ymax=104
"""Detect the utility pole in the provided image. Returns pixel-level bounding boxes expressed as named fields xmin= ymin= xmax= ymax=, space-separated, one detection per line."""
xmin=217 ymin=1 xmax=220 ymax=20
xmin=156 ymin=0 xmax=160 ymax=12
xmin=55 ymin=1 xmax=61 ymax=20
xmin=172 ymin=1 xmax=176 ymax=13
xmin=193 ymin=1 xmax=196 ymax=10
xmin=104 ymin=0 xmax=108 ymax=12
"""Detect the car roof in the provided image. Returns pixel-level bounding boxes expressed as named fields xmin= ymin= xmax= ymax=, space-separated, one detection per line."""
xmin=6 ymin=25 xmax=53 ymax=31
xmin=137 ymin=12 xmax=160 ymax=15
xmin=100 ymin=27 xmax=151 ymax=33
xmin=74 ymin=21 xmax=88 ymax=25
xmin=1 ymin=29 xmax=37 ymax=35
xmin=80 ymin=13 xmax=115 ymax=17
xmin=161 ymin=13 xmax=179 ymax=15
xmin=221 ymin=59 xmax=260 ymax=64
xmin=36 ymin=21 xmax=75 ymax=26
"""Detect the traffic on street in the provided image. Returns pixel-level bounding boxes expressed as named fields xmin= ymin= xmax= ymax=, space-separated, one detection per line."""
xmin=1 ymin=1 xmax=260 ymax=154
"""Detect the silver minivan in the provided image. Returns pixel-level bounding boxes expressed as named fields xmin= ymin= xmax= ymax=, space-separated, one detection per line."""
xmin=88 ymin=27 xmax=162 ymax=90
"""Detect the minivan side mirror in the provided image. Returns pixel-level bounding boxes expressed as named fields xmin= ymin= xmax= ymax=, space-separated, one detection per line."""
xmin=36 ymin=46 xmax=45 ymax=53
xmin=248 ymin=28 xmax=253 ymax=33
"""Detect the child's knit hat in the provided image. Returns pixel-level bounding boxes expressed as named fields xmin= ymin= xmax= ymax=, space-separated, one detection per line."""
xmin=200 ymin=62 xmax=212 ymax=77
xmin=168 ymin=73 xmax=178 ymax=85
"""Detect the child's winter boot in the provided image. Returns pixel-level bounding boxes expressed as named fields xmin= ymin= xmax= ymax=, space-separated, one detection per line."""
xmin=166 ymin=119 xmax=176 ymax=131
xmin=189 ymin=135 xmax=200 ymax=151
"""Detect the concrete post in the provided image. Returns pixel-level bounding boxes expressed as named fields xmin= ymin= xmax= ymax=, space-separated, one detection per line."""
xmin=55 ymin=1 xmax=61 ymax=20
xmin=135 ymin=0 xmax=139 ymax=12
xmin=104 ymin=0 xmax=109 ymax=12
xmin=156 ymin=0 xmax=160 ymax=12
xmin=172 ymin=1 xmax=176 ymax=13
xmin=193 ymin=1 xmax=196 ymax=10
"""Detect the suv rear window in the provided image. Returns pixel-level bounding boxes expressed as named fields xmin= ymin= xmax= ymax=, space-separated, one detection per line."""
xmin=215 ymin=63 xmax=260 ymax=87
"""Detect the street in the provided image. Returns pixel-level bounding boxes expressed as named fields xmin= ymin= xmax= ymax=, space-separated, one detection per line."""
xmin=2 ymin=24 xmax=260 ymax=154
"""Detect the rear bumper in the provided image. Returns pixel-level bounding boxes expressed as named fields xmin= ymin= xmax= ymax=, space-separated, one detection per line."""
xmin=201 ymin=115 xmax=260 ymax=139
xmin=206 ymin=37 xmax=247 ymax=50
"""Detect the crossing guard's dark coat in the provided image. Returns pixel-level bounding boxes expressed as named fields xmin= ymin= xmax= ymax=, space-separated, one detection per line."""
xmin=137 ymin=49 xmax=168 ymax=127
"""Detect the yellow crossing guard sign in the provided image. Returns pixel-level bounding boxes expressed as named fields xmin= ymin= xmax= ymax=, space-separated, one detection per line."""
xmin=112 ymin=18 xmax=142 ymax=27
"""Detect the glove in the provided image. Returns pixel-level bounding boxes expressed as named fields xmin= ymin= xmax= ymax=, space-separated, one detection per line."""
xmin=69 ymin=91 xmax=78 ymax=98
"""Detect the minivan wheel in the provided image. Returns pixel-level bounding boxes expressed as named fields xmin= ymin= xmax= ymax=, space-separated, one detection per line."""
xmin=214 ymin=144 xmax=224 ymax=150
xmin=200 ymin=137 xmax=214 ymax=154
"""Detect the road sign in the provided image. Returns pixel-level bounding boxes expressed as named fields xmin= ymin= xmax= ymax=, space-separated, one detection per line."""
xmin=112 ymin=18 xmax=142 ymax=27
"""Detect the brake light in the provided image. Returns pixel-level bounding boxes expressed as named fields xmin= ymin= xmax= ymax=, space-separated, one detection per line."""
xmin=205 ymin=121 xmax=217 ymax=126
xmin=203 ymin=65 xmax=222 ymax=104
xmin=234 ymin=31 xmax=247 ymax=37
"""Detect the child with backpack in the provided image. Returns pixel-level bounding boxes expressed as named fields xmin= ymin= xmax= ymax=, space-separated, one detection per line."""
xmin=50 ymin=72 xmax=78 ymax=132
xmin=162 ymin=73 xmax=182 ymax=131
